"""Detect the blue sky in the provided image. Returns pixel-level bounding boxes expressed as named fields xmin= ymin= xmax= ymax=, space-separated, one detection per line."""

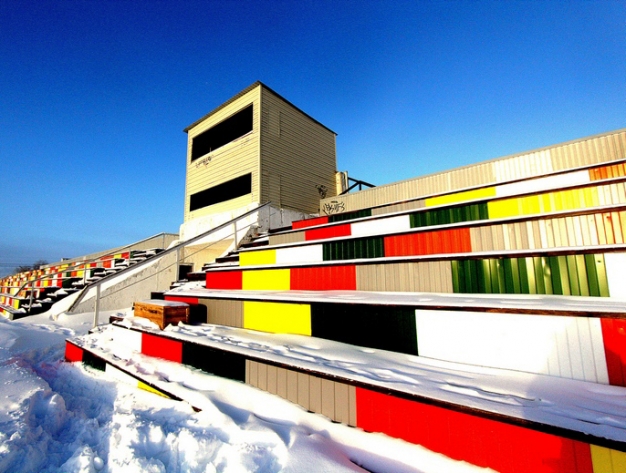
xmin=0 ymin=0 xmax=624 ymax=276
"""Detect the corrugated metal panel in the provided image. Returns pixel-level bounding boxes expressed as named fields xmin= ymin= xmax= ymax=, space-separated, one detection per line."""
xmin=291 ymin=265 xmax=356 ymax=290
xmin=590 ymin=445 xmax=626 ymax=472
xmin=305 ymin=223 xmax=351 ymax=241
xmin=206 ymin=270 xmax=242 ymax=289
xmin=243 ymin=301 xmax=311 ymax=335
xmin=355 ymin=261 xmax=454 ymax=293
xmin=415 ymin=309 xmax=608 ymax=383
xmin=384 ymin=228 xmax=472 ymax=257
xmin=425 ymin=187 xmax=496 ymax=207
xmin=199 ymin=299 xmax=243 ymax=327
xmin=275 ymin=244 xmax=323 ymax=265
xmin=242 ymin=269 xmax=290 ymax=290
xmin=371 ymin=199 xmax=424 ymax=216
xmin=496 ymin=170 xmax=590 ymax=198
xmin=355 ymin=387 xmax=594 ymax=473
xmin=268 ymin=230 xmax=306 ymax=246
xmin=410 ymin=202 xmax=488 ymax=228
xmin=311 ymin=303 xmax=418 ymax=355
xmin=600 ymin=318 xmax=626 ymax=387
xmin=493 ymin=149 xmax=554 ymax=183
xmin=329 ymin=209 xmax=372 ymax=223
xmin=239 ymin=249 xmax=276 ymax=266
xmin=292 ymin=216 xmax=329 ymax=229
xmin=351 ymin=215 xmax=411 ymax=238
xmin=323 ymin=237 xmax=384 ymax=261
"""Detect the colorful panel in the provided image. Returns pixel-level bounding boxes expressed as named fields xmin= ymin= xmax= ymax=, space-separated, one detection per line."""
xmin=351 ymin=215 xmax=411 ymax=238
xmin=290 ymin=265 xmax=357 ymax=291
xmin=425 ymin=187 xmax=496 ymax=207
xmin=589 ymin=162 xmax=626 ymax=181
xmin=239 ymin=249 xmax=277 ymax=266
xmin=292 ymin=216 xmax=329 ymax=230
xmin=451 ymin=254 xmax=610 ymax=297
xmin=590 ymin=445 xmax=626 ymax=473
xmin=65 ymin=342 xmax=84 ymax=363
xmin=410 ymin=203 xmax=488 ymax=228
xmin=304 ymin=223 xmax=351 ymax=241
xmin=243 ymin=301 xmax=311 ymax=335
xmin=164 ymin=295 xmax=199 ymax=305
xmin=275 ymin=245 xmax=324 ymax=265
xmin=323 ymin=237 xmax=384 ymax=261
xmin=355 ymin=388 xmax=594 ymax=473
xmin=206 ymin=270 xmax=242 ymax=290
xmin=385 ymin=228 xmax=472 ymax=257
xmin=242 ymin=269 xmax=290 ymax=290
xmin=600 ymin=318 xmax=626 ymax=387
xmin=182 ymin=343 xmax=246 ymax=382
xmin=82 ymin=350 xmax=106 ymax=371
xmin=311 ymin=303 xmax=418 ymax=355
xmin=328 ymin=209 xmax=372 ymax=223
xmin=141 ymin=333 xmax=183 ymax=363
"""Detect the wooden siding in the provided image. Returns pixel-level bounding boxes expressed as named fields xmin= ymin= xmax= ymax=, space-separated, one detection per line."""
xmin=185 ymin=87 xmax=261 ymax=221
xmin=321 ymin=129 xmax=626 ymax=215
xmin=260 ymin=87 xmax=337 ymax=214
xmin=245 ymin=359 xmax=357 ymax=425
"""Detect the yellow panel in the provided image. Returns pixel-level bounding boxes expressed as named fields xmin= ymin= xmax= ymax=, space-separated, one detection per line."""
xmin=242 ymin=269 xmax=290 ymax=290
xmin=239 ymin=249 xmax=276 ymax=267
xmin=425 ymin=186 xmax=496 ymax=207
xmin=520 ymin=195 xmax=541 ymax=215
xmin=138 ymin=382 xmax=170 ymax=398
xmin=487 ymin=197 xmax=519 ymax=219
xmin=591 ymin=445 xmax=626 ymax=473
xmin=243 ymin=301 xmax=311 ymax=335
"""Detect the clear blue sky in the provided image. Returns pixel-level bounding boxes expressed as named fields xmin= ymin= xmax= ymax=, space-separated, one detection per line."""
xmin=0 ymin=0 xmax=624 ymax=276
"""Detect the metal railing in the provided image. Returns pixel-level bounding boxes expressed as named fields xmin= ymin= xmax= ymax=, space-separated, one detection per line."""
xmin=67 ymin=203 xmax=272 ymax=327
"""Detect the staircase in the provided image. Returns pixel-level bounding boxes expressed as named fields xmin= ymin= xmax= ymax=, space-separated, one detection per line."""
xmin=66 ymin=151 xmax=626 ymax=471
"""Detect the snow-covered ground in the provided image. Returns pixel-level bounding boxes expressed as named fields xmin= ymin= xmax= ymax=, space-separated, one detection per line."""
xmin=0 ymin=310 xmax=490 ymax=473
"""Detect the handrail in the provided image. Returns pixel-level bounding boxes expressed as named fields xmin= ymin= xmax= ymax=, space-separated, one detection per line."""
xmin=11 ymin=231 xmax=178 ymax=295
xmin=68 ymin=202 xmax=272 ymax=323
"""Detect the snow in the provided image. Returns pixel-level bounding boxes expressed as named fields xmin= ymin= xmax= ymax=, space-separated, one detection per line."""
xmin=0 ymin=311 xmax=490 ymax=473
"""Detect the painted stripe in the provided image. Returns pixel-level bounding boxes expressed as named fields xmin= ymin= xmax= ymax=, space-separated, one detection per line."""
xmin=141 ymin=333 xmax=183 ymax=363
xmin=65 ymin=342 xmax=83 ymax=362
xmin=590 ymin=445 xmax=626 ymax=473
xmin=425 ymin=187 xmax=496 ymax=207
xmin=164 ymin=295 xmax=199 ymax=305
xmin=206 ymin=270 xmax=242 ymax=290
xmin=275 ymin=245 xmax=324 ymax=265
xmin=290 ymin=265 xmax=357 ymax=291
xmin=292 ymin=216 xmax=329 ymax=230
xmin=239 ymin=249 xmax=277 ymax=266
xmin=385 ymin=228 xmax=472 ymax=257
xmin=415 ymin=310 xmax=609 ymax=383
xmin=497 ymin=170 xmax=591 ymax=198
xmin=305 ymin=223 xmax=351 ymax=241
xmin=138 ymin=382 xmax=170 ymax=398
xmin=242 ymin=269 xmax=290 ymax=290
xmin=243 ymin=301 xmax=311 ymax=335
xmin=600 ymin=318 xmax=626 ymax=387
xmin=355 ymin=387 xmax=593 ymax=473
xmin=350 ymin=215 xmax=411 ymax=238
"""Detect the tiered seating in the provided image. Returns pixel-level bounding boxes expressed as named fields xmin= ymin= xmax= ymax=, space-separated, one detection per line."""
xmin=67 ymin=157 xmax=626 ymax=472
xmin=0 ymin=249 xmax=164 ymax=319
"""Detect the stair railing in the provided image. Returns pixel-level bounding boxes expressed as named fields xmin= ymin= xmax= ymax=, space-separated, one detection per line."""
xmin=67 ymin=202 xmax=272 ymax=327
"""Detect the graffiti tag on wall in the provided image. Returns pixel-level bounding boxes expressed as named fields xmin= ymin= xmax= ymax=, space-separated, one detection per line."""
xmin=322 ymin=200 xmax=345 ymax=215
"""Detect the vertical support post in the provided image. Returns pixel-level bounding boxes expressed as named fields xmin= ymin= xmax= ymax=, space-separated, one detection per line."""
xmin=93 ymin=284 xmax=101 ymax=328
xmin=176 ymin=247 xmax=180 ymax=280
xmin=28 ymin=281 xmax=35 ymax=313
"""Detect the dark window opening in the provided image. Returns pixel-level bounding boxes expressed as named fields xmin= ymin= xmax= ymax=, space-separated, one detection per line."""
xmin=189 ymin=173 xmax=252 ymax=212
xmin=191 ymin=105 xmax=253 ymax=161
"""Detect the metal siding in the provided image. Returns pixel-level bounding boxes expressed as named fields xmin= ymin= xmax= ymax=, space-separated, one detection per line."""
xmin=242 ymin=269 xmax=290 ymax=290
xmin=243 ymin=301 xmax=311 ymax=335
xmin=590 ymin=445 xmax=626 ymax=473
xmin=268 ymin=230 xmax=306 ymax=246
xmin=200 ymin=299 xmax=243 ymax=328
xmin=350 ymin=215 xmax=411 ymax=237
xmin=275 ymin=244 xmax=324 ymax=265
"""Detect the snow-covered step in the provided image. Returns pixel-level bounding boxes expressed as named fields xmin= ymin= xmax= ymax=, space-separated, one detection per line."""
xmin=66 ymin=322 xmax=626 ymax=473
xmin=162 ymin=287 xmax=626 ymax=386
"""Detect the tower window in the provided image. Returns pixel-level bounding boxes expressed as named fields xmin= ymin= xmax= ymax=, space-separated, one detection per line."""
xmin=191 ymin=105 xmax=253 ymax=161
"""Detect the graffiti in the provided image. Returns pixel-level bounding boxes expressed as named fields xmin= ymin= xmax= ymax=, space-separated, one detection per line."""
xmin=195 ymin=155 xmax=212 ymax=167
xmin=322 ymin=200 xmax=345 ymax=215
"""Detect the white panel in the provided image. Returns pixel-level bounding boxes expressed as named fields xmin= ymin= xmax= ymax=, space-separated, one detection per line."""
xmin=111 ymin=325 xmax=142 ymax=355
xmin=275 ymin=244 xmax=323 ymax=265
xmin=496 ymin=170 xmax=590 ymax=199
xmin=351 ymin=215 xmax=411 ymax=238
xmin=105 ymin=364 xmax=138 ymax=386
xmin=604 ymin=252 xmax=626 ymax=299
xmin=415 ymin=310 xmax=607 ymax=382
xmin=494 ymin=149 xmax=554 ymax=183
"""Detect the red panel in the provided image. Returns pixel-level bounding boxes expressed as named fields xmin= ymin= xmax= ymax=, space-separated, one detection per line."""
xmin=355 ymin=388 xmax=593 ymax=473
xmin=601 ymin=318 xmax=626 ymax=386
xmin=292 ymin=216 xmax=329 ymax=230
xmin=206 ymin=270 xmax=242 ymax=290
xmin=164 ymin=295 xmax=199 ymax=305
xmin=384 ymin=228 xmax=472 ymax=257
xmin=141 ymin=333 xmax=183 ymax=363
xmin=291 ymin=265 xmax=357 ymax=290
xmin=304 ymin=224 xmax=351 ymax=241
xmin=65 ymin=341 xmax=84 ymax=363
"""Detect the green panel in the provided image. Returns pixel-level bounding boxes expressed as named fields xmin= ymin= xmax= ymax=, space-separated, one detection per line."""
xmin=494 ymin=259 xmax=506 ymax=294
xmin=322 ymin=237 xmax=384 ymax=261
xmin=593 ymin=254 xmax=610 ymax=297
xmin=549 ymin=256 xmax=563 ymax=295
xmin=479 ymin=203 xmax=489 ymax=220
xmin=540 ymin=257 xmax=553 ymax=294
xmin=451 ymin=260 xmax=461 ymax=293
xmin=477 ymin=259 xmax=490 ymax=293
xmin=329 ymin=209 xmax=372 ymax=223
xmin=566 ymin=255 xmax=581 ymax=296
xmin=575 ymin=254 xmax=590 ymax=296
xmin=585 ymin=253 xmax=600 ymax=297
xmin=519 ymin=257 xmax=531 ymax=294
xmin=503 ymin=258 xmax=514 ymax=293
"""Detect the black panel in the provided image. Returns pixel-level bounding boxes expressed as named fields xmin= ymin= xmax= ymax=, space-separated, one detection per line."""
xmin=311 ymin=303 xmax=418 ymax=356
xmin=189 ymin=173 xmax=252 ymax=212
xmin=192 ymin=105 xmax=253 ymax=160
xmin=182 ymin=343 xmax=246 ymax=382
xmin=83 ymin=351 xmax=106 ymax=371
